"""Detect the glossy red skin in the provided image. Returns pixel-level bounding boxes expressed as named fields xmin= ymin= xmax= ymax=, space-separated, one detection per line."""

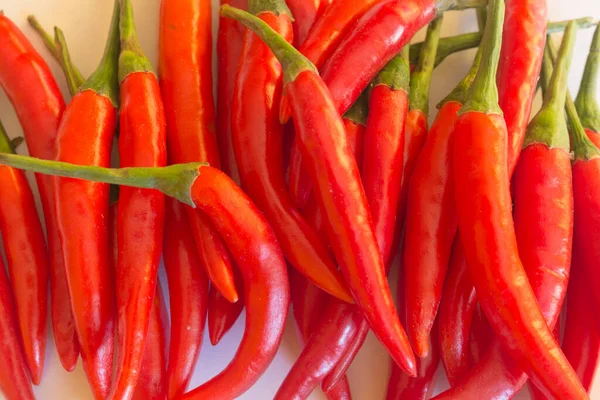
xmin=163 ymin=198 xmax=208 ymax=400
xmin=403 ymin=102 xmax=460 ymax=357
xmin=320 ymin=0 xmax=437 ymax=115
xmin=275 ymin=297 xmax=364 ymax=400
xmin=207 ymin=270 xmax=245 ymax=346
xmin=585 ymin=128 xmax=600 ymax=148
xmin=527 ymin=322 xmax=562 ymax=400
xmin=362 ymin=85 xmax=408 ymax=267
xmin=397 ymin=110 xmax=428 ymax=232
xmin=437 ymin=238 xmax=476 ymax=387
xmin=572 ymin=156 xmax=600 ymax=343
xmin=183 ymin=166 xmax=290 ymax=399
xmin=217 ymin=0 xmax=247 ymax=184
xmin=288 ymin=70 xmax=415 ymax=375
xmin=325 ymin=376 xmax=352 ymax=400
xmin=0 ymin=15 xmax=78 ymax=372
xmin=287 ymin=0 xmax=332 ymax=46
xmin=54 ymin=90 xmax=117 ymax=400
xmin=497 ymin=0 xmax=547 ymax=176
xmin=447 ymin=116 xmax=584 ymax=399
xmin=0 ymin=163 xmax=48 ymax=383
xmin=111 ymin=72 xmax=167 ymax=400
xmin=562 ymin=256 xmax=600 ymax=394
xmin=132 ymin=284 xmax=169 ymax=400
xmin=0 ymin=260 xmax=34 ymax=400
xmin=159 ymin=0 xmax=238 ymax=303
xmin=467 ymin=304 xmax=492 ymax=366
xmin=232 ymin=12 xmax=351 ymax=303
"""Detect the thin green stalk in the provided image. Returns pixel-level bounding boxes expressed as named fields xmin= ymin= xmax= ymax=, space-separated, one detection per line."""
xmin=410 ymin=16 xmax=444 ymax=114
xmin=438 ymin=36 xmax=483 ymax=107
xmin=247 ymin=0 xmax=292 ymax=18
xmin=372 ymin=46 xmax=411 ymax=93
xmin=574 ymin=22 xmax=600 ymax=133
xmin=476 ymin=7 xmax=487 ymax=31
xmin=524 ymin=22 xmax=577 ymax=150
xmin=460 ymin=0 xmax=504 ymax=115
xmin=0 ymin=153 xmax=205 ymax=207
xmin=343 ymin=90 xmax=369 ymax=126
xmin=0 ymin=121 xmax=15 ymax=154
xmin=27 ymin=15 xmax=56 ymax=57
xmin=118 ymin=0 xmax=153 ymax=81
xmin=80 ymin=0 xmax=121 ymax=106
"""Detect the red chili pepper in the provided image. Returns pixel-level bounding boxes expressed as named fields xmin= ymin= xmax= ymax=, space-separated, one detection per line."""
xmin=436 ymin=13 xmax=586 ymax=399
xmin=53 ymin=2 xmax=120 ymax=397
xmin=231 ymin=0 xmax=352 ymax=302
xmin=159 ymin=0 xmax=239 ymax=303
xmin=0 ymin=252 xmax=34 ymax=400
xmin=466 ymin=304 xmax=492 ymax=366
xmin=217 ymin=0 xmax=247 ymax=185
xmin=287 ymin=0 xmax=332 ymax=46
xmin=207 ymin=271 xmax=245 ymax=346
xmin=221 ymin=4 xmax=416 ymax=376
xmin=0 ymin=121 xmax=48 ymax=383
xmin=319 ymin=0 xmax=484 ymax=117
xmin=110 ymin=1 xmax=168 ymax=399
xmin=163 ymin=198 xmax=209 ymax=400
xmin=497 ymin=0 xmax=547 ymax=176
xmin=0 ymin=13 xmax=78 ymax=372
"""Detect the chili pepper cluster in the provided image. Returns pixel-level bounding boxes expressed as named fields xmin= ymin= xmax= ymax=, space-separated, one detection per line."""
xmin=0 ymin=0 xmax=598 ymax=399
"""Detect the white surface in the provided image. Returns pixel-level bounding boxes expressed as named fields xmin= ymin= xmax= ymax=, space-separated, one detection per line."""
xmin=1 ymin=0 xmax=600 ymax=399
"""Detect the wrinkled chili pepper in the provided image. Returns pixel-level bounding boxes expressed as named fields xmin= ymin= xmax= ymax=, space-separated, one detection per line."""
xmin=287 ymin=0 xmax=332 ymax=46
xmin=0 ymin=244 xmax=34 ymax=400
xmin=217 ymin=0 xmax=247 ymax=185
xmin=207 ymin=271 xmax=245 ymax=346
xmin=0 ymin=13 xmax=78 ymax=373
xmin=437 ymin=12 xmax=586 ymax=399
xmin=0 ymin=155 xmax=292 ymax=400
xmin=221 ymin=4 xmax=416 ymax=376
xmin=160 ymin=0 xmax=238 ymax=303
xmin=163 ymin=198 xmax=209 ymax=400
xmin=0 ymin=120 xmax=48 ymax=384
xmin=231 ymin=0 xmax=352 ymax=303
xmin=575 ymin=23 xmax=600 ymax=147
xmin=110 ymin=1 xmax=167 ymax=399
xmin=52 ymin=2 xmax=120 ymax=397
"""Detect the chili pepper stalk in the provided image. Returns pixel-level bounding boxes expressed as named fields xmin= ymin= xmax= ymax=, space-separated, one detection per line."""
xmin=575 ymin=22 xmax=600 ymax=135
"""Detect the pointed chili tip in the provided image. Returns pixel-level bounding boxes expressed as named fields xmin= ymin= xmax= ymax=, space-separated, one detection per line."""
xmin=220 ymin=4 xmax=316 ymax=84
xmin=413 ymin=334 xmax=431 ymax=359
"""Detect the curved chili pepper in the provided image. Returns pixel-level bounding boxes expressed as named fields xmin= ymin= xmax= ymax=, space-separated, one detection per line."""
xmin=217 ymin=0 xmax=247 ymax=185
xmin=0 ymin=254 xmax=34 ymax=400
xmin=287 ymin=0 xmax=332 ymax=46
xmin=319 ymin=0 xmax=485 ymax=118
xmin=320 ymin=50 xmax=412 ymax=393
xmin=437 ymin=13 xmax=586 ymax=399
xmin=163 ymin=198 xmax=209 ymax=400
xmin=53 ymin=2 xmax=120 ymax=397
xmin=159 ymin=0 xmax=238 ymax=303
xmin=231 ymin=0 xmax=352 ymax=303
xmin=575 ymin=23 xmax=600 ymax=147
xmin=498 ymin=0 xmax=547 ymax=176
xmin=0 ymin=121 xmax=48 ymax=384
xmin=222 ymin=4 xmax=416 ymax=376
xmin=207 ymin=271 xmax=245 ymax=346
xmin=110 ymin=1 xmax=168 ymax=399
xmin=0 ymin=13 xmax=78 ymax=373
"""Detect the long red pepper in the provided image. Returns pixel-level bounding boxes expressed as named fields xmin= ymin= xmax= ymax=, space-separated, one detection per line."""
xmin=163 ymin=198 xmax=209 ymax=400
xmin=438 ymin=9 xmax=587 ymax=398
xmin=53 ymin=2 xmax=120 ymax=397
xmin=0 ymin=121 xmax=48 ymax=383
xmin=159 ymin=0 xmax=238 ymax=303
xmin=498 ymin=0 xmax=547 ymax=176
xmin=217 ymin=0 xmax=247 ymax=184
xmin=0 ymin=247 xmax=34 ymax=400
xmin=287 ymin=0 xmax=332 ymax=46
xmin=207 ymin=271 xmax=245 ymax=346
xmin=231 ymin=0 xmax=352 ymax=303
xmin=0 ymin=13 xmax=78 ymax=373
xmin=110 ymin=1 xmax=168 ymax=399
xmin=221 ymin=4 xmax=416 ymax=376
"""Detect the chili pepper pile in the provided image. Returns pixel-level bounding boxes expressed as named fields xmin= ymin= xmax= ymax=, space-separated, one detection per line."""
xmin=0 ymin=0 xmax=599 ymax=399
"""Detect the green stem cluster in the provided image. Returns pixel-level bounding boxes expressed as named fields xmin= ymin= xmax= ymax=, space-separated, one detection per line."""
xmin=574 ymin=23 xmax=600 ymax=133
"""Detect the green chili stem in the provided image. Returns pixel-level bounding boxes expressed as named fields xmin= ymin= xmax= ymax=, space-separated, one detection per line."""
xmin=343 ymin=90 xmax=369 ymax=126
xmin=118 ymin=0 xmax=154 ymax=81
xmin=524 ymin=22 xmax=577 ymax=150
xmin=460 ymin=0 xmax=504 ymax=115
xmin=372 ymin=46 xmax=411 ymax=93
xmin=247 ymin=0 xmax=293 ymax=19
xmin=54 ymin=28 xmax=85 ymax=95
xmin=0 ymin=153 xmax=205 ymax=207
xmin=574 ymin=23 xmax=600 ymax=133
xmin=80 ymin=0 xmax=120 ymax=106
xmin=547 ymin=37 xmax=600 ymax=160
xmin=27 ymin=16 xmax=57 ymax=57
xmin=0 ymin=121 xmax=15 ymax=155
xmin=438 ymin=35 xmax=483 ymax=107
xmin=476 ymin=7 xmax=487 ymax=31
xmin=221 ymin=4 xmax=315 ymax=84
xmin=410 ymin=16 xmax=444 ymax=114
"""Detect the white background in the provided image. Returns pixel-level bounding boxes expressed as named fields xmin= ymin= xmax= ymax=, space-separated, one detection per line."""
xmin=1 ymin=0 xmax=600 ymax=399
